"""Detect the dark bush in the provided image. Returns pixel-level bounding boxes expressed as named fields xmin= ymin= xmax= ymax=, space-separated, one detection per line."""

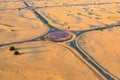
xmin=14 ymin=51 xmax=20 ymax=55
xmin=9 ymin=46 xmax=15 ymax=51
xmin=67 ymin=26 xmax=70 ymax=29
xmin=18 ymin=8 xmax=21 ymax=11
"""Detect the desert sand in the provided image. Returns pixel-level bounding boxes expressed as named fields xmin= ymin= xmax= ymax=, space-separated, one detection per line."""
xmin=0 ymin=41 xmax=104 ymax=80
xmin=0 ymin=1 xmax=25 ymax=9
xmin=0 ymin=0 xmax=120 ymax=80
xmin=77 ymin=27 xmax=120 ymax=78
xmin=36 ymin=3 xmax=120 ymax=31
xmin=0 ymin=9 xmax=49 ymax=44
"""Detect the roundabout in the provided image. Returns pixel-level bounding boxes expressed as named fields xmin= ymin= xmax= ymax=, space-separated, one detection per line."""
xmin=46 ymin=31 xmax=75 ymax=42
xmin=0 ymin=0 xmax=120 ymax=80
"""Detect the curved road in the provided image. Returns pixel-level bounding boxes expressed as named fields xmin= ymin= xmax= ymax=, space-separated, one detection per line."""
xmin=22 ymin=1 xmax=120 ymax=79
xmin=0 ymin=0 xmax=120 ymax=80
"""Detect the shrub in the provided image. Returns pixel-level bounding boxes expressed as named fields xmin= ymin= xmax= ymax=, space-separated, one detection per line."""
xmin=67 ymin=26 xmax=70 ymax=29
xmin=18 ymin=8 xmax=21 ymax=10
xmin=14 ymin=51 xmax=20 ymax=55
xmin=9 ymin=46 xmax=15 ymax=51
xmin=100 ymin=28 xmax=104 ymax=31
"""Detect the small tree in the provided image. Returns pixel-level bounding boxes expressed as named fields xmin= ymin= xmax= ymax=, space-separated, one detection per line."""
xmin=14 ymin=51 xmax=20 ymax=55
xmin=9 ymin=46 xmax=15 ymax=51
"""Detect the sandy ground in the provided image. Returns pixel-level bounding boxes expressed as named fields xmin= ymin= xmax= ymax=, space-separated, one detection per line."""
xmin=0 ymin=41 xmax=103 ymax=80
xmin=0 ymin=0 xmax=120 ymax=80
xmin=0 ymin=9 xmax=49 ymax=44
xmin=27 ymin=0 xmax=120 ymax=7
xmin=77 ymin=27 xmax=120 ymax=78
xmin=36 ymin=3 xmax=120 ymax=31
xmin=0 ymin=1 xmax=25 ymax=9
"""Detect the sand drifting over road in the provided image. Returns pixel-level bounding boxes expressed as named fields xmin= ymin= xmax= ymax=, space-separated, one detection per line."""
xmin=0 ymin=41 xmax=102 ymax=80
xmin=77 ymin=27 xmax=120 ymax=78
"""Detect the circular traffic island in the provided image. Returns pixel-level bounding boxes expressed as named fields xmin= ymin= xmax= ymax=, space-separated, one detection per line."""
xmin=46 ymin=31 xmax=74 ymax=42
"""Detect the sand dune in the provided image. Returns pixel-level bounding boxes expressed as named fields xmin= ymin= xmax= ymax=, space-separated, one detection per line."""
xmin=0 ymin=0 xmax=120 ymax=80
